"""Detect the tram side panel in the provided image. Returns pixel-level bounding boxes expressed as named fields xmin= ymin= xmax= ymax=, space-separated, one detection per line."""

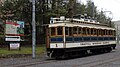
xmin=47 ymin=36 xmax=116 ymax=58
xmin=65 ymin=36 xmax=116 ymax=49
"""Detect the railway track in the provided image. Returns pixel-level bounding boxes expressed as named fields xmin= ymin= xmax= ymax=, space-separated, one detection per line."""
xmin=72 ymin=53 xmax=120 ymax=67
xmin=2 ymin=51 xmax=120 ymax=67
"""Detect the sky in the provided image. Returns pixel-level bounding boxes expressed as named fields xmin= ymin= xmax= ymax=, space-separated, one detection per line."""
xmin=78 ymin=0 xmax=120 ymax=21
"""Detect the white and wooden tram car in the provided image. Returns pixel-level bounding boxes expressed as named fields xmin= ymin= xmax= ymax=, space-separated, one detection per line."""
xmin=45 ymin=16 xmax=116 ymax=58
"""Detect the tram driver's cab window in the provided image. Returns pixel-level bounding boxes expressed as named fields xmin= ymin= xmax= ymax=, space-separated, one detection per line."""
xmin=57 ymin=27 xmax=63 ymax=35
xmin=51 ymin=27 xmax=56 ymax=36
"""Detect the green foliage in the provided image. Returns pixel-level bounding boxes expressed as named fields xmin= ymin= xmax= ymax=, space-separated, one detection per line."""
xmin=74 ymin=3 xmax=86 ymax=15
xmin=0 ymin=0 xmax=114 ymax=44
xmin=0 ymin=46 xmax=45 ymax=57
xmin=0 ymin=0 xmax=112 ymax=25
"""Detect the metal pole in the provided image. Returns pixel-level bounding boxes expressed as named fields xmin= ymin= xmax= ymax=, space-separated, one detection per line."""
xmin=32 ymin=0 xmax=36 ymax=58
xmin=92 ymin=2 xmax=94 ymax=18
xmin=117 ymin=24 xmax=119 ymax=45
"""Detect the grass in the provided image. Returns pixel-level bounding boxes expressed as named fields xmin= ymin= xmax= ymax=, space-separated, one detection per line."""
xmin=0 ymin=45 xmax=46 ymax=57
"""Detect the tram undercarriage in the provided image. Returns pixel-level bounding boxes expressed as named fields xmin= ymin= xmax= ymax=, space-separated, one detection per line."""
xmin=47 ymin=44 xmax=116 ymax=59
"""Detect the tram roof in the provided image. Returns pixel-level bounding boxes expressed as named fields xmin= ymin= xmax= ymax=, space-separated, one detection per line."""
xmin=48 ymin=23 xmax=115 ymax=30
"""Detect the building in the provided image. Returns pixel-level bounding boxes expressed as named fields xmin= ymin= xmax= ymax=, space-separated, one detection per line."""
xmin=113 ymin=20 xmax=120 ymax=42
xmin=113 ymin=21 xmax=120 ymax=31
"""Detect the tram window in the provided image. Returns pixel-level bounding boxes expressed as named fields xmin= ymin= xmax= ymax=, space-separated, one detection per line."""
xmin=110 ymin=30 xmax=112 ymax=35
xmin=94 ymin=29 xmax=96 ymax=35
xmin=99 ymin=29 xmax=101 ymax=35
xmin=96 ymin=30 xmax=98 ymax=35
xmin=99 ymin=29 xmax=101 ymax=36
xmin=106 ymin=30 xmax=108 ymax=35
xmin=109 ymin=30 xmax=111 ymax=35
xmin=51 ymin=27 xmax=56 ymax=36
xmin=91 ymin=29 xmax=93 ymax=35
xmin=104 ymin=30 xmax=106 ymax=35
xmin=65 ymin=27 xmax=69 ymax=35
xmin=111 ymin=30 xmax=113 ymax=35
xmin=102 ymin=30 xmax=104 ymax=35
xmin=83 ymin=28 xmax=86 ymax=35
xmin=108 ymin=30 xmax=110 ymax=35
xmin=114 ymin=30 xmax=116 ymax=36
xmin=103 ymin=30 xmax=105 ymax=35
xmin=106 ymin=30 xmax=107 ymax=35
xmin=57 ymin=27 xmax=63 ymax=35
xmin=87 ymin=28 xmax=90 ymax=35
xmin=110 ymin=30 xmax=111 ymax=35
xmin=97 ymin=29 xmax=99 ymax=36
xmin=69 ymin=27 xmax=72 ymax=36
xmin=73 ymin=27 xmax=78 ymax=35
xmin=78 ymin=27 xmax=82 ymax=34
xmin=101 ymin=29 xmax=103 ymax=36
xmin=101 ymin=30 xmax=103 ymax=36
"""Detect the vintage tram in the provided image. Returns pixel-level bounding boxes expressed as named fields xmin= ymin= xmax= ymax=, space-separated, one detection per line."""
xmin=45 ymin=16 xmax=116 ymax=58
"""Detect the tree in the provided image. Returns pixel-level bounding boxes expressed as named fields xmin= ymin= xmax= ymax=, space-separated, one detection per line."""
xmin=0 ymin=0 xmax=114 ymax=44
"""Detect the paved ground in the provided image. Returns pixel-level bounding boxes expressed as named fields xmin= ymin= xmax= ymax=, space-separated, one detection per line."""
xmin=0 ymin=53 xmax=48 ymax=67
xmin=1 ymin=45 xmax=120 ymax=67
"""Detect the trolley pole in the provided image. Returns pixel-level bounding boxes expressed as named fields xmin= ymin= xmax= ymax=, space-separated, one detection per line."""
xmin=32 ymin=0 xmax=36 ymax=58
